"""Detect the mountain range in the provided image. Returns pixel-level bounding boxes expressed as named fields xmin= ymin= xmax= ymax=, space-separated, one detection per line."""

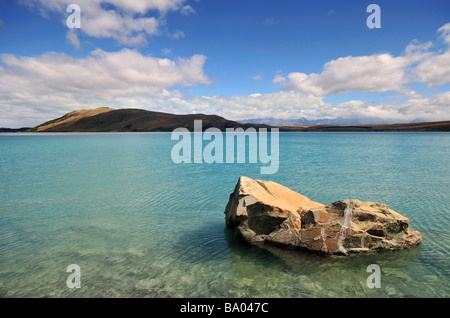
xmin=1 ymin=107 xmax=449 ymax=132
xmin=241 ymin=117 xmax=394 ymax=126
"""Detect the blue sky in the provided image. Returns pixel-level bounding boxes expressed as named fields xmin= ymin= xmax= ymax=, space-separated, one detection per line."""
xmin=0 ymin=0 xmax=449 ymax=127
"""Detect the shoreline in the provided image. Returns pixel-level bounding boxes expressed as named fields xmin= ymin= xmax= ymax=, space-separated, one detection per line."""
xmin=2 ymin=120 xmax=450 ymax=133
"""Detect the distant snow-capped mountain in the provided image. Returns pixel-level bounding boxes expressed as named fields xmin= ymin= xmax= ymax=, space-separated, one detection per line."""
xmin=240 ymin=117 xmax=399 ymax=126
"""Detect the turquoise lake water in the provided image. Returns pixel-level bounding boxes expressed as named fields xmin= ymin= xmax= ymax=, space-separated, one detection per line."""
xmin=0 ymin=132 xmax=449 ymax=298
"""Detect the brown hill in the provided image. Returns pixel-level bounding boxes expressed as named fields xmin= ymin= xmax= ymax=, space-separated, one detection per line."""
xmin=32 ymin=107 xmax=269 ymax=132
xmin=33 ymin=107 xmax=115 ymax=132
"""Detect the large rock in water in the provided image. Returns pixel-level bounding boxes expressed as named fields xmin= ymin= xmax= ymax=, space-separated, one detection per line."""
xmin=224 ymin=176 xmax=422 ymax=255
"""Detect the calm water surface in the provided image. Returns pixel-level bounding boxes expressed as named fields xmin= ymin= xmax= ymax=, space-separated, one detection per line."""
xmin=0 ymin=132 xmax=448 ymax=297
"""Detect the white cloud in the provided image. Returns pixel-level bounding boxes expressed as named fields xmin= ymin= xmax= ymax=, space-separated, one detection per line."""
xmin=20 ymin=0 xmax=193 ymax=45
xmin=106 ymin=0 xmax=185 ymax=13
xmin=1 ymin=71 xmax=448 ymax=127
xmin=364 ymin=91 xmax=450 ymax=123
xmin=282 ymin=53 xmax=411 ymax=97
xmin=160 ymin=91 xmax=328 ymax=121
xmin=410 ymin=24 xmax=450 ymax=86
xmin=1 ymin=48 xmax=210 ymax=90
xmin=412 ymin=50 xmax=450 ymax=86
xmin=264 ymin=17 xmax=279 ymax=26
xmin=0 ymin=49 xmax=211 ymax=126
xmin=157 ymin=90 xmax=450 ymax=124
xmin=278 ymin=23 xmax=450 ymax=97
xmin=252 ymin=75 xmax=263 ymax=81
xmin=181 ymin=5 xmax=196 ymax=15
xmin=438 ymin=23 xmax=450 ymax=45
xmin=272 ymin=74 xmax=286 ymax=84
xmin=66 ymin=29 xmax=81 ymax=50
xmin=172 ymin=29 xmax=185 ymax=39
xmin=161 ymin=48 xmax=173 ymax=56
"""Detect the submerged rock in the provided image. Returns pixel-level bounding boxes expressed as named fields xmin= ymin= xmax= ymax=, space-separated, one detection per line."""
xmin=224 ymin=176 xmax=422 ymax=255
